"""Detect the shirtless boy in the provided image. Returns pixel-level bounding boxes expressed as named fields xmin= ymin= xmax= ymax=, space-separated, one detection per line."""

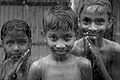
xmin=27 ymin=5 xmax=92 ymax=80
xmin=71 ymin=0 xmax=120 ymax=80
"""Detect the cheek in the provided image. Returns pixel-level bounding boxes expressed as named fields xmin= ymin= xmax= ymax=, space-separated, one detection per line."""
xmin=80 ymin=23 xmax=88 ymax=29
xmin=3 ymin=44 xmax=12 ymax=51
xmin=46 ymin=39 xmax=55 ymax=47
xmin=97 ymin=25 xmax=106 ymax=31
xmin=20 ymin=44 xmax=30 ymax=50
xmin=66 ymin=38 xmax=76 ymax=47
xmin=3 ymin=46 xmax=12 ymax=53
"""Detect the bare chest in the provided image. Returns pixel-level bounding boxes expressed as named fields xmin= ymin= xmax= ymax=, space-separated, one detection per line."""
xmin=44 ymin=63 xmax=81 ymax=80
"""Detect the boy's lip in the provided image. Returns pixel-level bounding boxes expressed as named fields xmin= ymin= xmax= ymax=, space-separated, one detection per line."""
xmin=88 ymin=34 xmax=96 ymax=37
xmin=54 ymin=51 xmax=67 ymax=55
xmin=11 ymin=52 xmax=22 ymax=56
xmin=83 ymin=32 xmax=97 ymax=36
xmin=53 ymin=49 xmax=67 ymax=54
xmin=86 ymin=33 xmax=97 ymax=36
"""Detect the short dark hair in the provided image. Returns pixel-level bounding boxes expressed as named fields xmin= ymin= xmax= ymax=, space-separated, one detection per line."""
xmin=1 ymin=19 xmax=31 ymax=40
xmin=75 ymin=0 xmax=112 ymax=19
xmin=43 ymin=5 xmax=78 ymax=34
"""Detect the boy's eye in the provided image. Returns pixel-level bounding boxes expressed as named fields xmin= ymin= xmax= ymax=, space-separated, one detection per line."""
xmin=6 ymin=40 xmax=14 ymax=45
xmin=18 ymin=40 xmax=27 ymax=45
xmin=95 ymin=18 xmax=105 ymax=25
xmin=63 ymin=34 xmax=72 ymax=41
xmin=82 ymin=17 xmax=91 ymax=25
xmin=49 ymin=35 xmax=58 ymax=41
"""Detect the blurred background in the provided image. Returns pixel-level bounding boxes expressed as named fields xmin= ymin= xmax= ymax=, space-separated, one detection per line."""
xmin=0 ymin=0 xmax=119 ymax=62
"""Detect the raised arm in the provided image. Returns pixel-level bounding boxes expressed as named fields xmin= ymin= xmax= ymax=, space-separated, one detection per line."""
xmin=85 ymin=37 xmax=112 ymax=80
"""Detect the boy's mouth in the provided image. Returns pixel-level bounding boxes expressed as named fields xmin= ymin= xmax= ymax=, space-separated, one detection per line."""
xmin=10 ymin=54 xmax=22 ymax=61
xmin=89 ymin=34 xmax=96 ymax=37
xmin=53 ymin=49 xmax=68 ymax=55
xmin=11 ymin=52 xmax=22 ymax=57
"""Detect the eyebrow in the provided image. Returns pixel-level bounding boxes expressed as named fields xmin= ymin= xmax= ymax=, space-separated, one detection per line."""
xmin=82 ymin=17 xmax=91 ymax=22
xmin=94 ymin=18 xmax=105 ymax=22
xmin=62 ymin=33 xmax=73 ymax=37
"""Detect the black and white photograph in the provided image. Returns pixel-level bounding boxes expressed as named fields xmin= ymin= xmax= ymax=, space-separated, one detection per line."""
xmin=0 ymin=0 xmax=120 ymax=80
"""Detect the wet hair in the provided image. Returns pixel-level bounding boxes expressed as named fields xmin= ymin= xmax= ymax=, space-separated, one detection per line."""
xmin=74 ymin=0 xmax=112 ymax=19
xmin=1 ymin=19 xmax=31 ymax=40
xmin=43 ymin=5 xmax=78 ymax=34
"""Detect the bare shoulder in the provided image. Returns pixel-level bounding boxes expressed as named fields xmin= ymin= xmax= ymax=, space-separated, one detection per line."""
xmin=103 ymin=38 xmax=120 ymax=51
xmin=28 ymin=56 xmax=49 ymax=80
xmin=71 ymin=38 xmax=84 ymax=56
xmin=75 ymin=56 xmax=92 ymax=80
xmin=75 ymin=56 xmax=91 ymax=68
xmin=30 ymin=56 xmax=48 ymax=70
xmin=0 ymin=62 xmax=4 ymax=79
xmin=74 ymin=38 xmax=84 ymax=48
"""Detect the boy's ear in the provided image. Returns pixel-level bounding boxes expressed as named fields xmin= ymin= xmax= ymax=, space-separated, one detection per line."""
xmin=1 ymin=40 xmax=4 ymax=47
xmin=41 ymin=30 xmax=46 ymax=41
xmin=75 ymin=30 xmax=80 ymax=40
xmin=107 ymin=17 xmax=114 ymax=29
xmin=29 ymin=38 xmax=32 ymax=48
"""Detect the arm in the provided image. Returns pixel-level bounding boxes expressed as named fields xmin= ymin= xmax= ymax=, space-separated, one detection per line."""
xmin=0 ymin=63 xmax=4 ymax=80
xmin=4 ymin=49 xmax=31 ymax=80
xmin=86 ymin=37 xmax=112 ymax=80
xmin=27 ymin=61 xmax=42 ymax=80
xmin=71 ymin=41 xmax=84 ymax=57
xmin=110 ymin=43 xmax=120 ymax=80
xmin=80 ymin=58 xmax=92 ymax=80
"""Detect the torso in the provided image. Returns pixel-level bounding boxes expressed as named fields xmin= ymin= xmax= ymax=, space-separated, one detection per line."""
xmin=73 ymin=38 xmax=120 ymax=80
xmin=40 ymin=55 xmax=82 ymax=80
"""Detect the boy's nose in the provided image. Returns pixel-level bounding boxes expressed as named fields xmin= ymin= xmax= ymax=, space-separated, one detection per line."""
xmin=88 ymin=23 xmax=97 ymax=33
xmin=13 ymin=45 xmax=20 ymax=51
xmin=89 ymin=23 xmax=97 ymax=31
xmin=56 ymin=43 xmax=66 ymax=50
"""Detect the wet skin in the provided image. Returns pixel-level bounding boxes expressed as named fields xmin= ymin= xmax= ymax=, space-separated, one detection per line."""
xmin=0 ymin=30 xmax=31 ymax=80
xmin=79 ymin=8 xmax=109 ymax=44
xmin=27 ymin=54 xmax=92 ymax=80
xmin=2 ymin=31 xmax=31 ymax=62
xmin=45 ymin=30 xmax=76 ymax=62
xmin=28 ymin=30 xmax=92 ymax=80
xmin=72 ymin=8 xmax=120 ymax=80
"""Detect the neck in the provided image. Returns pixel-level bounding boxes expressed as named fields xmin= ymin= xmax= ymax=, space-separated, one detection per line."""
xmin=51 ymin=53 xmax=71 ymax=63
xmin=90 ymin=37 xmax=103 ymax=48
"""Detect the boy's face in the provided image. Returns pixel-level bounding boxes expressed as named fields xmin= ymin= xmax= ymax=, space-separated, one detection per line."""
xmin=2 ymin=31 xmax=31 ymax=61
xmin=45 ymin=29 xmax=76 ymax=56
xmin=80 ymin=8 xmax=110 ymax=40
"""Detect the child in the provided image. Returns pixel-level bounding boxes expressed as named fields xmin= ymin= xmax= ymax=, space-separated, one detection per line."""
xmin=27 ymin=5 xmax=92 ymax=80
xmin=71 ymin=0 xmax=120 ymax=80
xmin=0 ymin=20 xmax=32 ymax=80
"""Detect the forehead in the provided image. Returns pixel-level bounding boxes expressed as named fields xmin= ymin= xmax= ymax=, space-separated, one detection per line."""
xmin=80 ymin=6 xmax=108 ymax=20
xmin=46 ymin=30 xmax=75 ymax=36
xmin=4 ymin=31 xmax=28 ymax=40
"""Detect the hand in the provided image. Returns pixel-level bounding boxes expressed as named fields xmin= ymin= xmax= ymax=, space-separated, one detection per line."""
xmin=84 ymin=36 xmax=102 ymax=65
xmin=16 ymin=49 xmax=30 ymax=72
xmin=84 ymin=37 xmax=112 ymax=80
xmin=5 ymin=66 xmax=17 ymax=80
xmin=5 ymin=49 xmax=30 ymax=80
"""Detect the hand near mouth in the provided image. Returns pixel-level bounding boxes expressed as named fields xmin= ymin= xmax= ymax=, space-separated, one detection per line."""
xmin=5 ymin=49 xmax=30 ymax=80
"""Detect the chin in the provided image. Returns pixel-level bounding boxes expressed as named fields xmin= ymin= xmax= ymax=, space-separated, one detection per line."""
xmin=11 ymin=54 xmax=21 ymax=60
